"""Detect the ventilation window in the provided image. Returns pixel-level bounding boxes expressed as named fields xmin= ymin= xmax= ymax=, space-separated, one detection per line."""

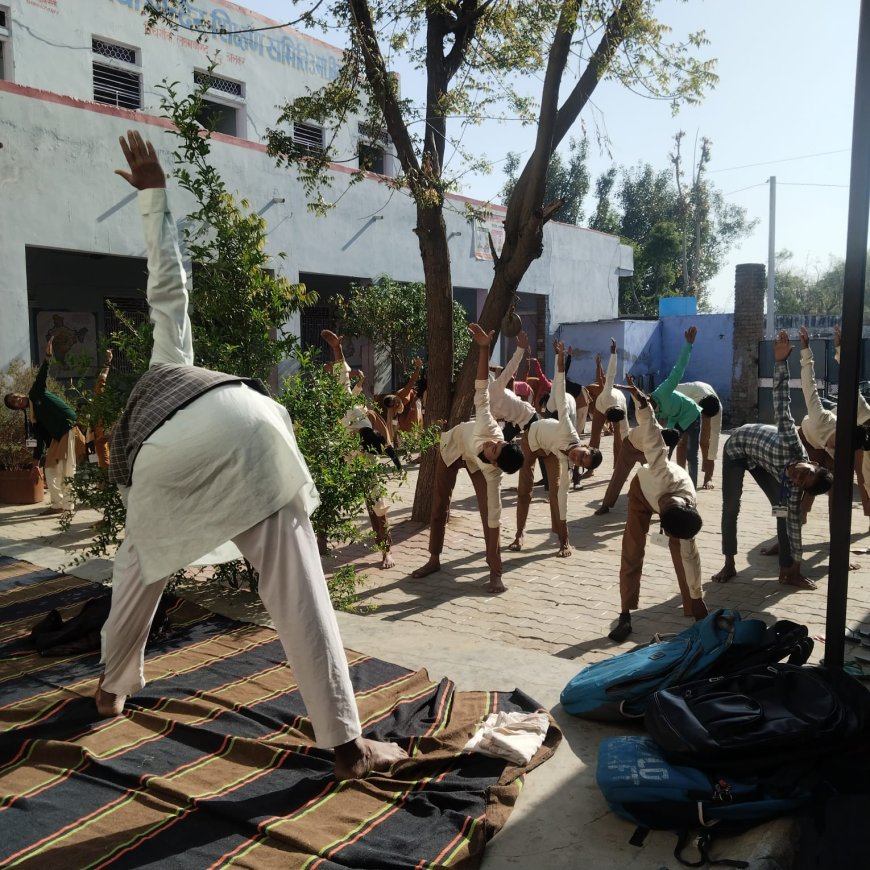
xmin=0 ymin=6 xmax=10 ymax=81
xmin=92 ymin=38 xmax=141 ymax=110
xmin=293 ymin=121 xmax=324 ymax=154
xmin=194 ymin=70 xmax=243 ymax=98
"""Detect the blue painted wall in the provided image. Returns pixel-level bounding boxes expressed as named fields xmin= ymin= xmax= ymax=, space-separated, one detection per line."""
xmin=558 ymin=312 xmax=735 ymax=408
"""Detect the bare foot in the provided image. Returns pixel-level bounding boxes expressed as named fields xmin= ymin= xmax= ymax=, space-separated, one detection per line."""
xmin=508 ymin=535 xmax=524 ymax=552
xmin=690 ymin=598 xmax=709 ymax=620
xmin=557 ymin=544 xmax=571 ymax=558
xmin=487 ymin=576 xmax=506 ymax=594
xmin=778 ymin=572 xmax=817 ymax=591
xmin=712 ymin=562 xmax=737 ymax=583
xmin=700 ymin=482 xmax=715 ymax=490
xmin=411 ymin=558 xmax=440 ymax=578
xmin=760 ymin=542 xmax=779 ymax=556
xmin=95 ymin=675 xmax=126 ymax=717
xmin=594 ymin=505 xmax=610 ymax=516
xmin=380 ymin=552 xmax=395 ymax=569
xmin=334 ymin=736 xmax=408 ymax=780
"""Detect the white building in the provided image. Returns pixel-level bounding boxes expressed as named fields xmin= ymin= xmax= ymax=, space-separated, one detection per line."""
xmin=0 ymin=0 xmax=632 ymax=384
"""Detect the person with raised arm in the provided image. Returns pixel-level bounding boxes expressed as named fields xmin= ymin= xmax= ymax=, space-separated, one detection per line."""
xmin=509 ymin=339 xmax=603 ymax=557
xmin=712 ymin=330 xmax=832 ymax=591
xmin=412 ymin=324 xmax=524 ymax=593
xmin=489 ymin=330 xmax=538 ymax=443
xmin=95 ymin=131 xmax=407 ymax=780
xmin=608 ymin=376 xmax=708 ymax=643
xmin=588 ymin=338 xmax=629 ymax=472
xmin=649 ymin=326 xmax=703 ymax=487
xmin=674 ymin=380 xmax=722 ymax=489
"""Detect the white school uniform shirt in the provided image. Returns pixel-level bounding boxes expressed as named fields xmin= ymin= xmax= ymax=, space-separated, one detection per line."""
xmin=439 ymin=379 xmax=504 ymax=528
xmin=489 ymin=346 xmax=536 ymax=428
xmin=674 ymin=381 xmax=722 ymax=460
xmin=123 ymin=188 xmax=317 ymax=584
xmin=527 ymin=370 xmax=579 ymax=522
xmin=594 ymin=351 xmax=629 ymax=437
xmin=336 ymin=361 xmax=373 ymax=431
xmin=634 ymin=404 xmax=702 ymax=598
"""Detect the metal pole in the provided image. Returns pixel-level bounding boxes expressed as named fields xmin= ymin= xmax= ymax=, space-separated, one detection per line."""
xmin=766 ymin=176 xmax=776 ymax=338
xmin=825 ymin=0 xmax=870 ymax=671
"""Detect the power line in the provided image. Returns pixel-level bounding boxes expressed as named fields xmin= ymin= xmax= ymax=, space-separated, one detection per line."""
xmin=709 ymin=148 xmax=850 ymax=173
xmin=142 ymin=1 xmax=325 ymax=36
xmin=722 ymin=181 xmax=768 ymax=196
xmin=778 ymin=181 xmax=849 ymax=188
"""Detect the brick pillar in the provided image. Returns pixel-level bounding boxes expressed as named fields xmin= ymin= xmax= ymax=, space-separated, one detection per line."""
xmin=730 ymin=263 xmax=766 ymax=426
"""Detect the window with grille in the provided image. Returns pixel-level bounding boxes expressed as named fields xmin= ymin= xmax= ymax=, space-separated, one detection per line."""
xmin=193 ymin=70 xmax=244 ymax=137
xmin=293 ymin=121 xmax=324 ymax=154
xmin=358 ymin=141 xmax=385 ymax=174
xmin=0 ymin=8 xmax=6 ymax=27
xmin=92 ymin=38 xmax=141 ymax=110
xmin=194 ymin=70 xmax=243 ymax=98
xmin=103 ymin=297 xmax=148 ymax=374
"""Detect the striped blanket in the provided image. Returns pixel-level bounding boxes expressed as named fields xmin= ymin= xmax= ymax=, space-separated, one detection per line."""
xmin=0 ymin=558 xmax=560 ymax=868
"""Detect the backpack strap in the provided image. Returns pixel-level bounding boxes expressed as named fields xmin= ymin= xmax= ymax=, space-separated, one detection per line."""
xmin=674 ymin=831 xmax=750 ymax=869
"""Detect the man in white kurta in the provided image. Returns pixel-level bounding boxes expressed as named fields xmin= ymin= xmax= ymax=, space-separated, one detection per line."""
xmin=412 ymin=324 xmax=524 ymax=593
xmin=609 ymin=378 xmax=708 ymax=643
xmin=96 ymin=131 xmax=406 ymax=780
xmin=509 ymin=341 xmax=603 ymax=557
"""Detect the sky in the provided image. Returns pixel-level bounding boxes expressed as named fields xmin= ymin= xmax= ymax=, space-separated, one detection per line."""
xmin=239 ymin=0 xmax=862 ymax=312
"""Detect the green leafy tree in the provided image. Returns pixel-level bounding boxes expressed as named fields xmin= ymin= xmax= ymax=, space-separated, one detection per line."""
xmin=147 ymin=1 xmax=717 ymax=521
xmin=500 ymin=137 xmax=590 ymax=225
xmin=591 ymin=143 xmax=756 ymax=316
xmin=775 ymin=249 xmax=869 ymax=316
xmin=336 ymin=276 xmax=471 ymax=382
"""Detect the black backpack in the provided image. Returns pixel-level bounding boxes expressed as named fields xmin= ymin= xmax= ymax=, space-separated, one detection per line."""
xmin=645 ymin=664 xmax=870 ymax=767
xmin=702 ymin=619 xmax=813 ymax=678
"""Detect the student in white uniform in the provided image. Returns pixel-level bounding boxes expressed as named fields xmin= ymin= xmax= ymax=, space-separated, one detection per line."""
xmin=95 ymin=131 xmax=406 ymax=780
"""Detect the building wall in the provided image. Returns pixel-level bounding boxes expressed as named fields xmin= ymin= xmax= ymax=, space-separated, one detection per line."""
xmin=0 ymin=0 xmax=628 ymax=371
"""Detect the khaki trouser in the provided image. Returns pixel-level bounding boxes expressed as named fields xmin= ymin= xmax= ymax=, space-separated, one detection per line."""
xmin=589 ymin=407 xmax=623 ymax=468
xmin=601 ymin=438 xmax=645 ymax=510
xmin=516 ymin=431 xmax=566 ymax=541
xmin=618 ymin=477 xmax=699 ymax=616
xmin=427 ymin=454 xmax=501 ymax=576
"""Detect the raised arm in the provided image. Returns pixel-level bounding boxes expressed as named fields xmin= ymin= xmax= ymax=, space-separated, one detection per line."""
xmin=116 ymin=131 xmax=193 ymax=368
xmin=603 ymin=339 xmax=618 ymax=392
xmin=29 ymin=338 xmax=53 ymax=400
xmin=657 ymin=327 xmax=696 ymax=400
xmin=797 ymin=326 xmax=828 ymax=427
xmin=494 ymin=332 xmax=528 ymax=392
xmin=773 ymin=330 xmax=799 ymax=442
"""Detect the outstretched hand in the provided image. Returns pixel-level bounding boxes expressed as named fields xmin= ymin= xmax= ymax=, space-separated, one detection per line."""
xmin=320 ymin=329 xmax=343 ymax=350
xmin=834 ymin=325 xmax=841 ymax=348
xmin=685 ymin=326 xmax=697 ymax=345
xmin=45 ymin=336 xmax=54 ymax=358
xmin=516 ymin=330 xmax=529 ymax=350
xmin=625 ymin=373 xmax=647 ymax=405
xmin=799 ymin=326 xmax=810 ymax=349
xmin=115 ymin=131 xmax=166 ymax=190
xmin=610 ymin=337 xmax=617 ymax=354
xmin=774 ymin=329 xmax=793 ymax=361
xmin=468 ymin=323 xmax=494 ymax=347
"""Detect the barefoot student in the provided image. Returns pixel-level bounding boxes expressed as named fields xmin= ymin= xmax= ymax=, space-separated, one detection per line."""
xmin=509 ymin=339 xmax=602 ymax=558
xmin=95 ymin=131 xmax=407 ymax=779
xmin=321 ymin=329 xmax=400 ymax=570
xmin=412 ymin=324 xmax=524 ymax=593
xmin=609 ymin=378 xmax=708 ymax=643
xmin=712 ymin=330 xmax=832 ymax=591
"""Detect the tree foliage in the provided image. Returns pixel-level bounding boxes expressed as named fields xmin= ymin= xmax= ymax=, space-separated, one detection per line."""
xmin=336 ymin=276 xmax=471 ymax=381
xmin=775 ymin=249 xmax=869 ymax=316
xmin=589 ymin=140 xmax=756 ymax=316
xmin=145 ymin=0 xmax=719 ymax=521
xmin=500 ymin=138 xmax=590 ymax=225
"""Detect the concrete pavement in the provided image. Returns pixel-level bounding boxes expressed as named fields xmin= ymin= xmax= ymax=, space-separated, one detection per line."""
xmin=2 ymin=430 xmax=868 ymax=868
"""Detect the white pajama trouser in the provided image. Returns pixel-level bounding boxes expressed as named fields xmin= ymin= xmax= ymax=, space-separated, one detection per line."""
xmin=100 ymin=496 xmax=362 ymax=749
xmin=44 ymin=432 xmax=77 ymax=511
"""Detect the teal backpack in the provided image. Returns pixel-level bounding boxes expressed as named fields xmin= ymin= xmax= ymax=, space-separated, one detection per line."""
xmin=560 ymin=609 xmax=766 ymax=721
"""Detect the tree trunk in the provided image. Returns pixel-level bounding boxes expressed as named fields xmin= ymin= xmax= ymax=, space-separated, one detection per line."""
xmin=411 ymin=202 xmax=455 ymax=522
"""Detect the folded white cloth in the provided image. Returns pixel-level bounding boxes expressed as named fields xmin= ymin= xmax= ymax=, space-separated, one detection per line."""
xmin=463 ymin=711 xmax=550 ymax=766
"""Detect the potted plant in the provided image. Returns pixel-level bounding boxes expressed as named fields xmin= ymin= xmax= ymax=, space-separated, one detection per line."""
xmin=0 ymin=360 xmax=47 ymax=504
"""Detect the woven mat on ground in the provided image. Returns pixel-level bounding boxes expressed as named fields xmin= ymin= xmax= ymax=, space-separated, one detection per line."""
xmin=0 ymin=557 xmax=561 ymax=869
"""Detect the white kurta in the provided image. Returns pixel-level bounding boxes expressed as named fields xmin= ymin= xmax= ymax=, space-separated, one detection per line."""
xmin=489 ymin=346 xmax=536 ymax=427
xmin=124 ymin=189 xmax=318 ymax=584
xmin=595 ymin=351 xmax=629 ymax=437
xmin=674 ymin=381 xmax=722 ymax=459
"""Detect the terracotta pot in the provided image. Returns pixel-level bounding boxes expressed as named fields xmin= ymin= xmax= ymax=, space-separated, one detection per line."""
xmin=0 ymin=469 xmax=45 ymax=505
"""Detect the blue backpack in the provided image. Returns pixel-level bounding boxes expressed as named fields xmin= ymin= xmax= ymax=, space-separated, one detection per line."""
xmin=596 ymin=735 xmax=813 ymax=867
xmin=560 ymin=609 xmax=766 ymax=721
